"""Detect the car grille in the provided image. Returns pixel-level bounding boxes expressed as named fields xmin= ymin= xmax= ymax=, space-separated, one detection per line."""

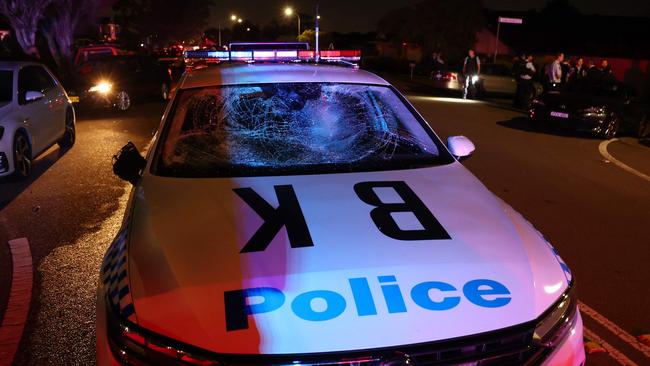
xmin=205 ymin=322 xmax=545 ymax=366
xmin=403 ymin=326 xmax=541 ymax=365
xmin=204 ymin=323 xmax=550 ymax=366
xmin=0 ymin=152 xmax=8 ymax=173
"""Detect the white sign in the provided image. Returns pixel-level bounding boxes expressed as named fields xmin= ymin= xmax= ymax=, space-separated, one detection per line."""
xmin=499 ymin=17 xmax=523 ymax=24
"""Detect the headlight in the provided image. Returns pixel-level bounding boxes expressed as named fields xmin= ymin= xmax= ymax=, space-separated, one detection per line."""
xmin=471 ymin=75 xmax=479 ymax=83
xmin=533 ymin=285 xmax=578 ymax=349
xmin=580 ymin=106 xmax=607 ymax=118
xmin=89 ymin=81 xmax=113 ymax=94
xmin=106 ymin=300 xmax=217 ymax=365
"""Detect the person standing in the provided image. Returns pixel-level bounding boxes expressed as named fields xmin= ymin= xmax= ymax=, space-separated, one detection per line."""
xmin=430 ymin=52 xmax=446 ymax=78
xmin=462 ymin=49 xmax=481 ymax=99
xmin=513 ymin=54 xmax=527 ymax=107
xmin=569 ymin=58 xmax=586 ymax=83
xmin=546 ymin=53 xmax=564 ymax=90
xmin=517 ymin=55 xmax=536 ymax=109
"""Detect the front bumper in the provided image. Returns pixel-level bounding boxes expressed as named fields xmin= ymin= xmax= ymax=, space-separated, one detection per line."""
xmin=0 ymin=150 xmax=13 ymax=177
xmin=71 ymin=90 xmax=116 ymax=109
xmin=541 ymin=311 xmax=585 ymax=366
xmin=97 ymin=290 xmax=585 ymax=366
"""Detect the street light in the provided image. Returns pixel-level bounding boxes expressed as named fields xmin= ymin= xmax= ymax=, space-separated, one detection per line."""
xmin=284 ymin=6 xmax=301 ymax=37
xmin=218 ymin=14 xmax=242 ymax=47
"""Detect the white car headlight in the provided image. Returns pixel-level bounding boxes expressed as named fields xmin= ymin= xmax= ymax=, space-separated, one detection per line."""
xmin=89 ymin=81 xmax=113 ymax=94
xmin=471 ymin=75 xmax=479 ymax=83
xmin=533 ymin=285 xmax=578 ymax=349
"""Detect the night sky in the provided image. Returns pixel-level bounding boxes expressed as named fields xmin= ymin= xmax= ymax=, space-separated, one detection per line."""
xmin=210 ymin=0 xmax=650 ymax=33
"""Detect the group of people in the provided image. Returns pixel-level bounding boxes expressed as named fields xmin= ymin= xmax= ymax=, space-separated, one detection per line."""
xmin=429 ymin=50 xmax=619 ymax=106
xmin=513 ymin=52 xmax=617 ymax=108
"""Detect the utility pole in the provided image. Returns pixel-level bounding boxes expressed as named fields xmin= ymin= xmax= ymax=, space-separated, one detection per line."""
xmin=315 ymin=3 xmax=320 ymax=61
xmin=494 ymin=16 xmax=523 ymax=63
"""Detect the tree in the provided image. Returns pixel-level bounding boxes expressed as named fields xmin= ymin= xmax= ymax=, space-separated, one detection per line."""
xmin=41 ymin=0 xmax=103 ymax=70
xmin=378 ymin=0 xmax=484 ymax=63
xmin=113 ymin=0 xmax=214 ymax=47
xmin=0 ymin=0 xmax=53 ymax=57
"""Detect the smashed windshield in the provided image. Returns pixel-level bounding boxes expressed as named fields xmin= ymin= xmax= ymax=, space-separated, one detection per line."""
xmin=153 ymin=83 xmax=450 ymax=177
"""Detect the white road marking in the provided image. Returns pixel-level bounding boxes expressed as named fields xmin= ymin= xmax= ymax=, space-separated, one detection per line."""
xmin=580 ymin=301 xmax=650 ymax=358
xmin=0 ymin=238 xmax=33 ymax=366
xmin=584 ymin=326 xmax=639 ymax=366
xmin=598 ymin=139 xmax=650 ymax=183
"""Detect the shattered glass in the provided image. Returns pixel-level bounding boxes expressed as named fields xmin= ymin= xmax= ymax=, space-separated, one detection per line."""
xmin=156 ymin=83 xmax=446 ymax=177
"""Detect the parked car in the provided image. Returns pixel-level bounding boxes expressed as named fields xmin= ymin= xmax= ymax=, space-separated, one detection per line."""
xmin=430 ymin=64 xmax=542 ymax=98
xmin=0 ymin=61 xmax=76 ymax=178
xmin=479 ymin=63 xmax=543 ymax=97
xmin=530 ymin=80 xmax=648 ymax=138
xmin=74 ymin=44 xmax=125 ymax=68
xmin=69 ymin=55 xmax=172 ymax=111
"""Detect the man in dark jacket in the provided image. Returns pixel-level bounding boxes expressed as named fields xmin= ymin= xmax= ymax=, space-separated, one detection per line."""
xmin=462 ymin=49 xmax=481 ymax=99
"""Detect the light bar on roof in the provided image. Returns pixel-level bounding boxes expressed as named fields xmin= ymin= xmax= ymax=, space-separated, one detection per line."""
xmin=184 ymin=48 xmax=359 ymax=64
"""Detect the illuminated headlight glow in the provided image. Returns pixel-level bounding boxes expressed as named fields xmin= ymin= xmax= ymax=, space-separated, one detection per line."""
xmin=580 ymin=106 xmax=607 ymax=118
xmin=89 ymin=81 xmax=113 ymax=94
xmin=471 ymin=75 xmax=479 ymax=83
xmin=533 ymin=284 xmax=578 ymax=349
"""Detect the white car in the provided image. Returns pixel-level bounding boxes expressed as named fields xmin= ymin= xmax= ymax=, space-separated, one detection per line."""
xmin=0 ymin=61 xmax=76 ymax=178
xmin=97 ymin=47 xmax=585 ymax=366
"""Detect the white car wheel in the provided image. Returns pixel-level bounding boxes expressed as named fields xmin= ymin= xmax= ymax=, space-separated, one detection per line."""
xmin=13 ymin=133 xmax=31 ymax=178
xmin=115 ymin=91 xmax=131 ymax=111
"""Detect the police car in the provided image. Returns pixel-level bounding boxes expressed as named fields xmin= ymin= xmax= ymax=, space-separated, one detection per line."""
xmin=97 ymin=44 xmax=585 ymax=365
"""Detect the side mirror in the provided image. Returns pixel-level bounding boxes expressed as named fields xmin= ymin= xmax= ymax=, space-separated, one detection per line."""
xmin=447 ymin=135 xmax=475 ymax=160
xmin=112 ymin=142 xmax=147 ymax=185
xmin=25 ymin=91 xmax=45 ymax=102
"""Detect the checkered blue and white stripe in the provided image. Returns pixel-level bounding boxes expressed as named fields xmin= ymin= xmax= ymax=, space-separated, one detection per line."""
xmin=101 ymin=226 xmax=137 ymax=322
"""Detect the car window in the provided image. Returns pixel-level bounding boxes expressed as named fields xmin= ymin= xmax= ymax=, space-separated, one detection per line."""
xmin=18 ymin=66 xmax=56 ymax=104
xmin=0 ymin=70 xmax=12 ymax=103
xmin=85 ymin=49 xmax=114 ymax=63
xmin=153 ymin=83 xmax=452 ymax=177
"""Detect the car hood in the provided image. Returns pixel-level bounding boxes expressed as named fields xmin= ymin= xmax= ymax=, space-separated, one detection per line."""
xmin=124 ymin=163 xmax=570 ymax=355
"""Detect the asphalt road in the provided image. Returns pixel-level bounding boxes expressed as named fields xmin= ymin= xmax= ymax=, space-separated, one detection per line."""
xmin=1 ymin=87 xmax=649 ymax=365
xmin=0 ymin=103 xmax=164 ymax=365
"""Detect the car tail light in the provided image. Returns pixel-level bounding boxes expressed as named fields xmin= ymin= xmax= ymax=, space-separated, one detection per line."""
xmin=442 ymin=72 xmax=457 ymax=81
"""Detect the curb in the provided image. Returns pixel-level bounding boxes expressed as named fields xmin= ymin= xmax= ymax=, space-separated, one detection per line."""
xmin=0 ymin=238 xmax=33 ymax=366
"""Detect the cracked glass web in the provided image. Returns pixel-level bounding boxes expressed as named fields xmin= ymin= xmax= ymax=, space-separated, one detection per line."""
xmin=158 ymin=83 xmax=441 ymax=176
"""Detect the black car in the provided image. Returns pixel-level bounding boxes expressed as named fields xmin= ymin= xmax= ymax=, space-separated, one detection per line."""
xmin=529 ymin=80 xmax=648 ymax=139
xmin=70 ymin=55 xmax=172 ymax=111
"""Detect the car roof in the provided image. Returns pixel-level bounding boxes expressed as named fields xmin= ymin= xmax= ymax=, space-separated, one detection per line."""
xmin=179 ymin=63 xmax=391 ymax=89
xmin=0 ymin=61 xmax=46 ymax=70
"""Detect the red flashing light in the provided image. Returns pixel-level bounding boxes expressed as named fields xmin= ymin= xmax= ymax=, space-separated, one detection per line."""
xmin=298 ymin=50 xmax=315 ymax=59
xmin=319 ymin=50 xmax=361 ymax=61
